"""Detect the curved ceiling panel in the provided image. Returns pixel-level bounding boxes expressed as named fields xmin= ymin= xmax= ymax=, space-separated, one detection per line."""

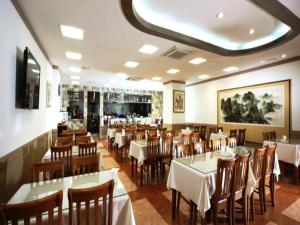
xmin=120 ymin=0 xmax=300 ymax=56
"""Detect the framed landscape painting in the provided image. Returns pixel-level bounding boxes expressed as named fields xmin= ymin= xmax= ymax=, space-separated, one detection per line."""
xmin=173 ymin=90 xmax=185 ymax=113
xmin=217 ymin=80 xmax=290 ymax=142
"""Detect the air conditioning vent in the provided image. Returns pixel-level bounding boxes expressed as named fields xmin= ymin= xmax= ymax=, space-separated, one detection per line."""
xmin=126 ymin=76 xmax=143 ymax=81
xmin=163 ymin=47 xmax=191 ymax=60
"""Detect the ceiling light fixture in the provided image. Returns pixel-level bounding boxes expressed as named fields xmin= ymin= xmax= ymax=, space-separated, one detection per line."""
xmin=32 ymin=69 xmax=40 ymax=74
xmin=69 ymin=66 xmax=81 ymax=73
xmin=70 ymin=75 xmax=80 ymax=80
xmin=71 ymin=81 xmax=80 ymax=85
xmin=152 ymin=76 xmax=162 ymax=81
xmin=223 ymin=66 xmax=238 ymax=72
xmin=216 ymin=12 xmax=224 ymax=19
xmin=189 ymin=57 xmax=207 ymax=65
xmin=124 ymin=61 xmax=139 ymax=68
xmin=249 ymin=28 xmax=255 ymax=35
xmin=166 ymin=69 xmax=180 ymax=74
xmin=139 ymin=44 xmax=159 ymax=54
xmin=197 ymin=74 xmax=210 ymax=79
xmin=66 ymin=51 xmax=82 ymax=60
xmin=116 ymin=72 xmax=129 ymax=79
xmin=60 ymin=25 xmax=84 ymax=40
xmin=281 ymin=54 xmax=287 ymax=58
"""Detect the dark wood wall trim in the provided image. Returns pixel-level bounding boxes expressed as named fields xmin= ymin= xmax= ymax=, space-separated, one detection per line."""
xmin=120 ymin=0 xmax=300 ymax=56
xmin=163 ymin=80 xmax=185 ymax=85
xmin=186 ymin=56 xmax=300 ymax=87
xmin=0 ymin=130 xmax=55 ymax=202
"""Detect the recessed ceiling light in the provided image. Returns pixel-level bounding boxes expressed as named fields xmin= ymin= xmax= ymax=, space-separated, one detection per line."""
xmin=260 ymin=60 xmax=265 ymax=64
xmin=60 ymin=25 xmax=84 ymax=40
xmin=249 ymin=28 xmax=255 ymax=35
xmin=189 ymin=57 xmax=207 ymax=65
xmin=28 ymin=59 xmax=36 ymax=65
xmin=281 ymin=54 xmax=287 ymax=58
xmin=71 ymin=81 xmax=80 ymax=85
xmin=216 ymin=12 xmax=224 ymax=19
xmin=69 ymin=66 xmax=81 ymax=73
xmin=197 ymin=74 xmax=210 ymax=79
xmin=139 ymin=44 xmax=159 ymax=54
xmin=152 ymin=76 xmax=162 ymax=81
xmin=166 ymin=69 xmax=180 ymax=74
xmin=66 ymin=51 xmax=82 ymax=60
xmin=223 ymin=66 xmax=238 ymax=72
xmin=32 ymin=69 xmax=40 ymax=74
xmin=70 ymin=75 xmax=80 ymax=80
xmin=116 ymin=72 xmax=129 ymax=79
xmin=124 ymin=61 xmax=139 ymax=68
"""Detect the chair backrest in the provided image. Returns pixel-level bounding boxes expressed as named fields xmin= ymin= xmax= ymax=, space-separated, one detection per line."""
xmin=78 ymin=142 xmax=97 ymax=156
xmin=217 ymin=126 xmax=224 ymax=132
xmin=135 ymin=131 xmax=145 ymax=140
xmin=191 ymin=132 xmax=201 ymax=144
xmin=0 ymin=191 xmax=63 ymax=225
xmin=72 ymin=154 xmax=99 ymax=175
xmin=200 ymin=126 xmax=207 ymax=140
xmin=262 ymin=132 xmax=270 ymax=141
xmin=181 ymin=133 xmax=191 ymax=145
xmin=233 ymin=153 xmax=250 ymax=194
xmin=176 ymin=144 xmax=194 ymax=158
xmin=51 ymin=145 xmax=72 ymax=174
xmin=264 ymin=144 xmax=277 ymax=178
xmin=210 ymin=139 xmax=222 ymax=151
xmin=62 ymin=130 xmax=73 ymax=136
xmin=252 ymin=147 xmax=266 ymax=182
xmin=68 ymin=180 xmax=114 ymax=225
xmin=229 ymin=129 xmax=237 ymax=138
xmin=209 ymin=127 xmax=217 ymax=136
xmin=213 ymin=158 xmax=236 ymax=201
xmin=193 ymin=126 xmax=200 ymax=132
xmin=75 ymin=135 xmax=90 ymax=145
xmin=56 ymin=136 xmax=73 ymax=146
xmin=161 ymin=135 xmax=173 ymax=160
xmin=125 ymin=129 xmax=134 ymax=146
xmin=237 ymin=129 xmax=246 ymax=146
xmin=146 ymin=137 xmax=160 ymax=163
xmin=226 ymin=137 xmax=237 ymax=148
xmin=269 ymin=131 xmax=276 ymax=140
xmin=147 ymin=129 xmax=157 ymax=138
xmin=194 ymin=141 xmax=205 ymax=154
xmin=159 ymin=128 xmax=167 ymax=136
xmin=74 ymin=129 xmax=86 ymax=134
xmin=32 ymin=160 xmax=64 ymax=182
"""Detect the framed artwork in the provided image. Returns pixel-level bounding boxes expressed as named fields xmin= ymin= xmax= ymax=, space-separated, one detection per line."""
xmin=217 ymin=80 xmax=290 ymax=142
xmin=46 ymin=81 xmax=52 ymax=107
xmin=173 ymin=90 xmax=185 ymax=113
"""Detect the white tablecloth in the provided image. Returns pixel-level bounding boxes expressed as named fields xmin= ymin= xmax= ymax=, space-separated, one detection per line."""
xmin=167 ymin=153 xmax=256 ymax=216
xmin=181 ymin=129 xmax=193 ymax=135
xmin=263 ymin=140 xmax=300 ymax=167
xmin=115 ymin=132 xmax=126 ymax=148
xmin=210 ymin=133 xmax=228 ymax=147
xmin=43 ymin=146 xmax=104 ymax=170
xmin=107 ymin=128 xmax=117 ymax=138
xmin=8 ymin=170 xmax=136 ymax=225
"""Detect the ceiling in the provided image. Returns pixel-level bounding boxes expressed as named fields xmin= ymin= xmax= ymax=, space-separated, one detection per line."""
xmin=15 ymin=0 xmax=300 ymax=88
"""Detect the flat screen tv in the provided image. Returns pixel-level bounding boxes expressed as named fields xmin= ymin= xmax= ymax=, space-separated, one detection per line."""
xmin=16 ymin=47 xmax=41 ymax=109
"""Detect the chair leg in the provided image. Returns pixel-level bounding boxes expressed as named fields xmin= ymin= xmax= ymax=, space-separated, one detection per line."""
xmin=156 ymin=164 xmax=160 ymax=184
xmin=176 ymin=192 xmax=181 ymax=215
xmin=140 ymin=165 xmax=144 ymax=186
xmin=242 ymin=196 xmax=247 ymax=225
xmin=189 ymin=201 xmax=194 ymax=225
xmin=193 ymin=202 xmax=198 ymax=225
xmin=270 ymin=175 xmax=275 ymax=207
xmin=250 ymin=194 xmax=255 ymax=221
xmin=232 ymin=199 xmax=235 ymax=225
xmin=263 ymin=184 xmax=266 ymax=213
xmin=212 ymin=204 xmax=218 ymax=225
xmin=259 ymin=190 xmax=264 ymax=215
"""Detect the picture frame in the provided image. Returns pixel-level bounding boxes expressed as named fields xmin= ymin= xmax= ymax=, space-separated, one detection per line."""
xmin=173 ymin=90 xmax=185 ymax=113
xmin=217 ymin=80 xmax=290 ymax=143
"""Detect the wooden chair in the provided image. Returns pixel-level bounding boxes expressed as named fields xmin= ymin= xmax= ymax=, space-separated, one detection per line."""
xmin=232 ymin=153 xmax=250 ymax=225
xmin=230 ymin=129 xmax=238 ymax=138
xmin=263 ymin=143 xmax=277 ymax=212
xmin=160 ymin=135 xmax=173 ymax=177
xmin=0 ymin=191 xmax=63 ymax=225
xmin=68 ymin=180 xmax=114 ymax=225
xmin=72 ymin=154 xmax=100 ymax=175
xmin=262 ymin=132 xmax=270 ymax=141
xmin=62 ymin=129 xmax=74 ymax=136
xmin=140 ymin=137 xmax=160 ymax=185
xmin=250 ymin=147 xmax=266 ymax=220
xmin=78 ymin=142 xmax=98 ymax=156
xmin=176 ymin=144 xmax=194 ymax=158
xmin=209 ymin=127 xmax=217 ymax=137
xmin=191 ymin=132 xmax=201 ymax=144
xmin=51 ymin=145 xmax=72 ymax=175
xmin=269 ymin=131 xmax=276 ymax=140
xmin=121 ymin=129 xmax=134 ymax=159
xmin=193 ymin=141 xmax=206 ymax=154
xmin=147 ymin=129 xmax=157 ymax=138
xmin=75 ymin=135 xmax=90 ymax=145
xmin=200 ymin=126 xmax=207 ymax=140
xmin=74 ymin=129 xmax=86 ymax=134
xmin=32 ymin=160 xmax=64 ymax=182
xmin=193 ymin=126 xmax=200 ymax=132
xmin=208 ymin=158 xmax=236 ymax=225
xmin=56 ymin=136 xmax=73 ymax=146
xmin=217 ymin=127 xmax=224 ymax=132
xmin=181 ymin=133 xmax=192 ymax=145
xmin=237 ymin=129 xmax=246 ymax=146
xmin=211 ymin=139 xmax=222 ymax=151
xmin=159 ymin=128 xmax=167 ymax=136
xmin=226 ymin=137 xmax=237 ymax=148
xmin=134 ymin=131 xmax=145 ymax=140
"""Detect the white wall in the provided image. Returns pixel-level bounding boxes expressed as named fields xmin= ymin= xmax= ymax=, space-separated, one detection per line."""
xmin=0 ymin=0 xmax=61 ymax=157
xmin=186 ymin=60 xmax=300 ymax=131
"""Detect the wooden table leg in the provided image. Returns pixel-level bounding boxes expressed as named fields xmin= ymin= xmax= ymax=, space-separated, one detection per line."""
xmin=295 ymin=165 xmax=299 ymax=185
xmin=172 ymin=189 xmax=177 ymax=220
xmin=131 ymin=156 xmax=134 ymax=177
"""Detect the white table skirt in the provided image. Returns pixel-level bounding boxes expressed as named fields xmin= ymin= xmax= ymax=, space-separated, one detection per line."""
xmin=107 ymin=128 xmax=117 ymax=138
xmin=263 ymin=140 xmax=300 ymax=167
xmin=43 ymin=146 xmax=104 ymax=170
xmin=167 ymin=158 xmax=256 ymax=216
xmin=115 ymin=132 xmax=126 ymax=148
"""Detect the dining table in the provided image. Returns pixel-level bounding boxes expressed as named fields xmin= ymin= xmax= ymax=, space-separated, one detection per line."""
xmin=167 ymin=146 xmax=265 ymax=219
xmin=107 ymin=128 xmax=117 ymax=138
xmin=8 ymin=169 xmax=136 ymax=225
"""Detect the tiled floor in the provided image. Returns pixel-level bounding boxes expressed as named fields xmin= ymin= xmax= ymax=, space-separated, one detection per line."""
xmin=99 ymin=140 xmax=300 ymax=225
